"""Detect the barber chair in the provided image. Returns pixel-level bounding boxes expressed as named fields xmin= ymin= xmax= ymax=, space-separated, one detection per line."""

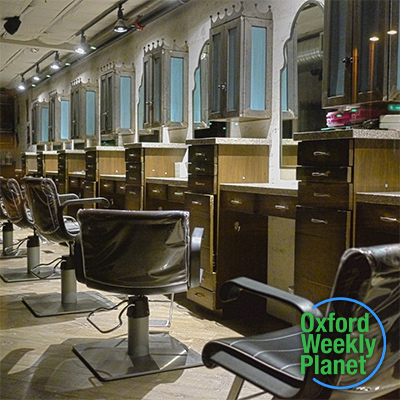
xmin=22 ymin=177 xmax=115 ymax=317
xmin=72 ymin=209 xmax=204 ymax=381
xmin=0 ymin=177 xmax=61 ymax=282
xmin=202 ymin=243 xmax=400 ymax=400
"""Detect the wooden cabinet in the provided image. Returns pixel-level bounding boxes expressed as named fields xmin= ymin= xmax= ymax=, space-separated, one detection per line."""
xmin=322 ymin=0 xmax=400 ymax=108
xmin=295 ymin=131 xmax=400 ymax=304
xmin=209 ymin=4 xmax=273 ymax=120
xmin=99 ymin=177 xmax=126 ymax=209
xmin=21 ymin=152 xmax=37 ymax=176
xmin=36 ymin=151 xmax=58 ymax=177
xmin=125 ymin=144 xmax=187 ymax=210
xmin=57 ymin=150 xmax=85 ymax=194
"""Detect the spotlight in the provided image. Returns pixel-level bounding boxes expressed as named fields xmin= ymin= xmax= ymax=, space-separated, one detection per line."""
xmin=50 ymin=52 xmax=62 ymax=70
xmin=4 ymin=16 xmax=21 ymax=35
xmin=75 ymin=33 xmax=89 ymax=55
xmin=32 ymin=64 xmax=41 ymax=81
xmin=17 ymin=76 xmax=26 ymax=91
xmin=114 ymin=4 xmax=128 ymax=33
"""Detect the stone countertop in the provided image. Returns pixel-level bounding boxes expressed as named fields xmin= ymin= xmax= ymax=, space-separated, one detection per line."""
xmin=220 ymin=182 xmax=298 ymax=197
xmin=186 ymin=138 xmax=269 ymax=145
xmin=46 ymin=171 xmax=58 ymax=174
xmin=293 ymin=128 xmax=400 ymax=141
xmin=125 ymin=143 xmax=187 ymax=149
xmin=84 ymin=146 xmax=125 ymax=151
xmin=58 ymin=149 xmax=85 ymax=154
xmin=100 ymin=174 xmax=126 ymax=181
xmin=68 ymin=171 xmax=85 ymax=177
xmin=146 ymin=177 xmax=188 ymax=186
xmin=357 ymin=192 xmax=400 ymax=206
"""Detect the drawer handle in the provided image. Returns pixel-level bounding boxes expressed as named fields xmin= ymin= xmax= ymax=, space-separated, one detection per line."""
xmin=380 ymin=216 xmax=399 ymax=223
xmin=194 ymin=292 xmax=205 ymax=298
xmin=313 ymin=151 xmax=331 ymax=157
xmin=195 ymin=181 xmax=205 ymax=186
xmin=195 ymin=167 xmax=206 ymax=172
xmin=191 ymin=200 xmax=202 ymax=206
xmin=230 ymin=199 xmax=243 ymax=205
xmin=119 ymin=186 xmax=125 ymax=191
xmin=152 ymin=189 xmax=161 ymax=194
xmin=103 ymin=184 xmax=111 ymax=188
xmin=275 ymin=204 xmax=289 ymax=210
xmin=312 ymin=172 xmax=329 ymax=177
xmin=128 ymin=191 xmax=137 ymax=195
xmin=195 ymin=152 xmax=206 ymax=157
xmin=313 ymin=193 xmax=331 ymax=198
xmin=311 ymin=218 xmax=328 ymax=224
xmin=174 ymin=191 xmax=184 ymax=196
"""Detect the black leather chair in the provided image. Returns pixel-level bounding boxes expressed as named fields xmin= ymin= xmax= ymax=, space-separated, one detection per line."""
xmin=0 ymin=177 xmax=60 ymax=282
xmin=22 ymin=176 xmax=115 ymax=317
xmin=202 ymin=243 xmax=400 ymax=400
xmin=72 ymin=208 xmax=204 ymax=381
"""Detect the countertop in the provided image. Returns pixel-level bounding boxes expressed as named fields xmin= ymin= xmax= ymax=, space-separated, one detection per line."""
xmin=186 ymin=138 xmax=269 ymax=145
xmin=68 ymin=171 xmax=85 ymax=178
xmin=146 ymin=177 xmax=188 ymax=186
xmin=125 ymin=143 xmax=187 ymax=149
xmin=357 ymin=192 xmax=400 ymax=206
xmin=58 ymin=150 xmax=85 ymax=154
xmin=84 ymin=146 xmax=125 ymax=152
xmin=100 ymin=174 xmax=126 ymax=181
xmin=293 ymin=128 xmax=400 ymax=141
xmin=220 ymin=182 xmax=298 ymax=197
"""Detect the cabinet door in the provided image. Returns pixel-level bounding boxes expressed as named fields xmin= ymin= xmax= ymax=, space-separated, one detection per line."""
xmin=322 ymin=0 xmax=353 ymax=107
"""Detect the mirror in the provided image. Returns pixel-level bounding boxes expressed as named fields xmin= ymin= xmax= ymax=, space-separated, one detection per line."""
xmin=193 ymin=41 xmax=209 ymax=132
xmin=280 ymin=1 xmax=325 ymax=169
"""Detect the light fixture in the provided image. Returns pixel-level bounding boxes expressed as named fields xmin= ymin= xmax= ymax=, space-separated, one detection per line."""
xmin=388 ymin=29 xmax=398 ymax=35
xmin=4 ymin=16 xmax=21 ymax=35
xmin=369 ymin=36 xmax=379 ymax=42
xmin=50 ymin=52 xmax=62 ymax=70
xmin=114 ymin=4 xmax=128 ymax=33
xmin=32 ymin=64 xmax=41 ymax=81
xmin=17 ymin=75 xmax=26 ymax=91
xmin=75 ymin=33 xmax=89 ymax=54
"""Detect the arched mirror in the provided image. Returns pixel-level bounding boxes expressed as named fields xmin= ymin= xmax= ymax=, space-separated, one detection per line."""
xmin=193 ymin=41 xmax=209 ymax=132
xmin=280 ymin=1 xmax=325 ymax=170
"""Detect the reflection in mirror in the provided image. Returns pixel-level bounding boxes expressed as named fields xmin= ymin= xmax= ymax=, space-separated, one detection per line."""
xmin=280 ymin=1 xmax=324 ymax=169
xmin=193 ymin=41 xmax=209 ymax=131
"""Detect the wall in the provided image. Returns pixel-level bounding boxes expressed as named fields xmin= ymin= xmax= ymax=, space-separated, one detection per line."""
xmin=15 ymin=0 xmax=316 ymax=183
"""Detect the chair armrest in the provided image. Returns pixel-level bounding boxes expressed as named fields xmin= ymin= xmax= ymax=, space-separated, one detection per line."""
xmin=189 ymin=227 xmax=204 ymax=287
xmin=60 ymin=197 xmax=110 ymax=212
xmin=220 ymin=277 xmax=322 ymax=318
xmin=59 ymin=193 xmax=79 ymax=201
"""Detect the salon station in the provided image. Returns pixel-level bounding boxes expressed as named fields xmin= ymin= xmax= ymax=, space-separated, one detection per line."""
xmin=0 ymin=0 xmax=399 ymax=399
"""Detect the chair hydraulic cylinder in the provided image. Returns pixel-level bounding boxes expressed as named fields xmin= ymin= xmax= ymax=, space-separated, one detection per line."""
xmin=27 ymin=234 xmax=40 ymax=273
xmin=127 ymin=296 xmax=150 ymax=357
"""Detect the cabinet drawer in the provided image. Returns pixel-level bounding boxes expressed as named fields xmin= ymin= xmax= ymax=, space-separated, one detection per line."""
xmin=187 ymin=286 xmax=217 ymax=310
xmin=100 ymin=180 xmax=115 ymax=194
xmin=147 ymin=183 xmax=167 ymax=200
xmin=296 ymin=206 xmax=351 ymax=238
xmin=220 ymin=191 xmax=256 ymax=214
xmin=126 ymin=169 xmax=143 ymax=185
xmin=85 ymin=151 xmax=96 ymax=163
xmin=188 ymin=175 xmax=217 ymax=194
xmin=125 ymin=148 xmax=142 ymax=163
xmin=115 ymin=182 xmax=126 ymax=195
xmin=297 ymin=166 xmax=352 ymax=183
xmin=185 ymin=193 xmax=214 ymax=217
xmin=189 ymin=145 xmax=216 ymax=164
xmin=298 ymin=182 xmax=353 ymax=210
xmin=188 ymin=163 xmax=217 ymax=176
xmin=69 ymin=177 xmax=80 ymax=189
xmin=298 ymin=140 xmax=353 ymax=166
xmin=258 ymin=194 xmax=297 ymax=219
xmin=356 ymin=203 xmax=400 ymax=236
xmin=168 ymin=186 xmax=186 ymax=203
xmin=86 ymin=168 xmax=97 ymax=182
xmin=125 ymin=185 xmax=142 ymax=210
xmin=83 ymin=181 xmax=97 ymax=198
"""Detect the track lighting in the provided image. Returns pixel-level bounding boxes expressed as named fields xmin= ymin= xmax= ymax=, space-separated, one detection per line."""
xmin=17 ymin=75 xmax=26 ymax=91
xmin=50 ymin=52 xmax=62 ymax=70
xmin=114 ymin=4 xmax=128 ymax=33
xmin=75 ymin=33 xmax=89 ymax=54
xmin=4 ymin=16 xmax=21 ymax=35
xmin=32 ymin=64 xmax=41 ymax=81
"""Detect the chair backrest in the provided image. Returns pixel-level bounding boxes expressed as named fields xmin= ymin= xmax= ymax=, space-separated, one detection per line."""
xmin=76 ymin=209 xmax=194 ymax=296
xmin=0 ymin=177 xmax=33 ymax=229
xmin=23 ymin=176 xmax=78 ymax=243
xmin=314 ymin=243 xmax=400 ymax=391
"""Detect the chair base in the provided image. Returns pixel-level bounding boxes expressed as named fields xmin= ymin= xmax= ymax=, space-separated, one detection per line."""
xmin=73 ymin=332 xmax=203 ymax=381
xmin=0 ymin=267 xmax=61 ymax=282
xmin=0 ymin=248 xmax=27 ymax=259
xmin=22 ymin=291 xmax=115 ymax=317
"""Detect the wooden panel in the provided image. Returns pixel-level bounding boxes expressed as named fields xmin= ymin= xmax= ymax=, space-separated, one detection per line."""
xmin=220 ymin=191 xmax=256 ymax=214
xmin=98 ymin=151 xmax=125 ymax=175
xmin=298 ymin=139 xmax=352 ymax=166
xmin=294 ymin=274 xmax=332 ymax=308
xmin=257 ymin=194 xmax=297 ymax=219
xmin=187 ymin=286 xmax=217 ymax=310
xmin=297 ymin=166 xmax=352 ymax=182
xmin=144 ymin=148 xmax=187 ymax=178
xmin=200 ymin=270 xmax=217 ymax=291
xmin=298 ymin=182 xmax=353 ymax=210
xmin=125 ymin=185 xmax=142 ymax=210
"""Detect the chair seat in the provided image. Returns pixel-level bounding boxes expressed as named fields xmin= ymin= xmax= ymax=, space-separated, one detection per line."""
xmin=204 ymin=325 xmax=305 ymax=382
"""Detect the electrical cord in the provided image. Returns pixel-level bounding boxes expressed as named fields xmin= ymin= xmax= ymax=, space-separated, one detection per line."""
xmin=29 ymin=256 xmax=63 ymax=279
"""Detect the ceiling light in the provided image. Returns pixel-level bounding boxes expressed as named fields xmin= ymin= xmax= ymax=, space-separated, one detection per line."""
xmin=17 ymin=76 xmax=26 ymax=91
xmin=50 ymin=52 xmax=62 ymax=70
xmin=32 ymin=64 xmax=41 ymax=81
xmin=388 ymin=30 xmax=398 ymax=35
xmin=4 ymin=16 xmax=21 ymax=35
xmin=114 ymin=4 xmax=128 ymax=33
xmin=75 ymin=33 xmax=89 ymax=54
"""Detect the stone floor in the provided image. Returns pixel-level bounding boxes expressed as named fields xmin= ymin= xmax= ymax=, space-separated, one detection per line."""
xmin=0 ymin=228 xmax=276 ymax=400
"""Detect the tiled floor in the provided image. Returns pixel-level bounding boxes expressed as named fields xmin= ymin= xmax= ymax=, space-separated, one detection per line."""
xmin=0 ymin=228 xmax=275 ymax=400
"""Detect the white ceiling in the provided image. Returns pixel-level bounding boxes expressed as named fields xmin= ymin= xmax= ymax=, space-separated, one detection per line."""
xmin=0 ymin=0 xmax=178 ymax=90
